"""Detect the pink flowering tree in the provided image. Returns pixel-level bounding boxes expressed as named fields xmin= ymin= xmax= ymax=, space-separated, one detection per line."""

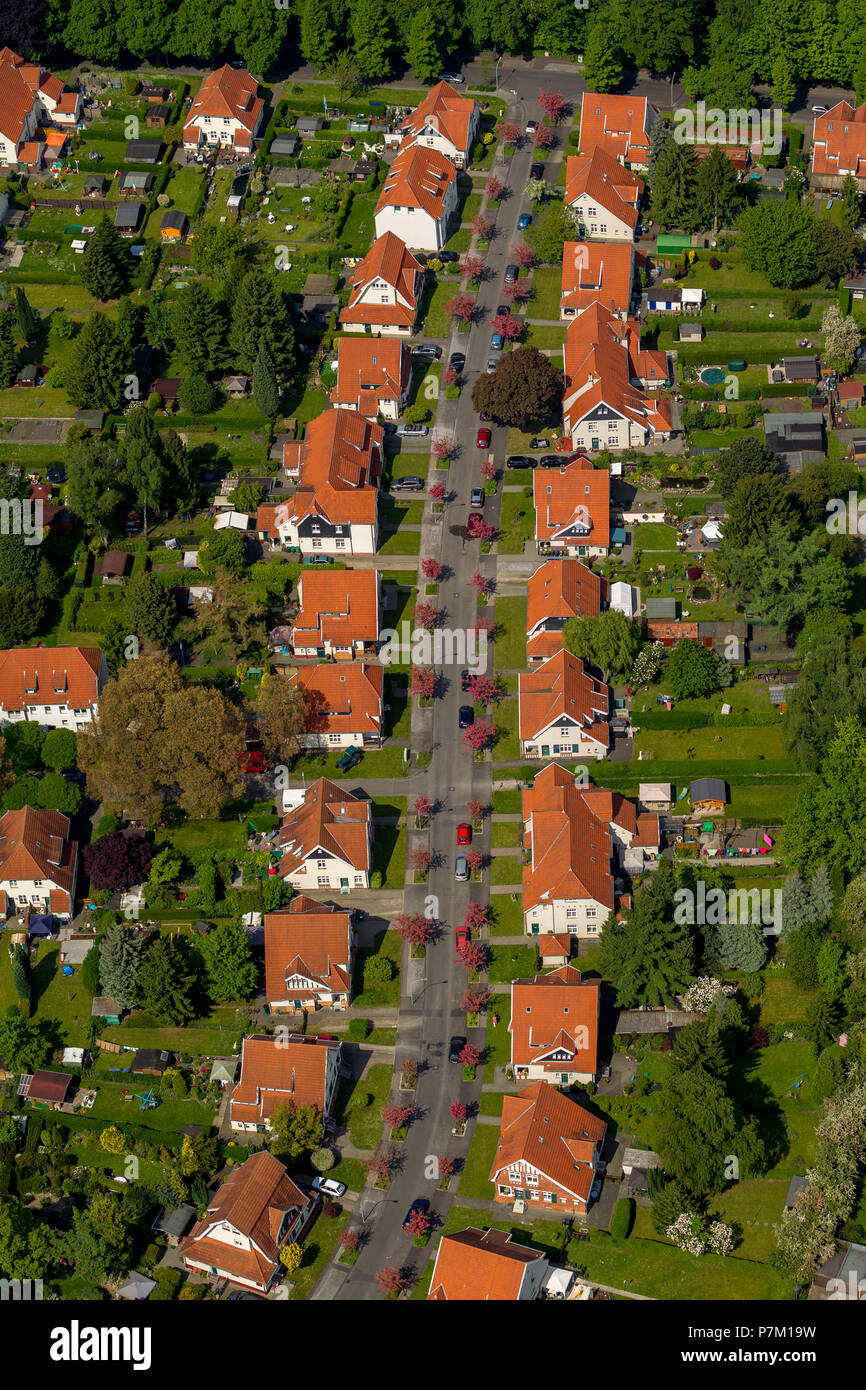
xmin=393 ymin=911 xmax=436 ymax=944
xmin=421 ymin=557 xmax=444 ymax=583
xmin=471 ymin=212 xmax=494 ymax=240
xmin=467 ymin=673 xmax=498 ymax=703
xmin=458 ymin=984 xmax=491 ymax=1013
xmin=497 ymin=121 xmax=521 ymax=145
xmin=473 ymin=615 xmax=494 ymax=640
xmin=462 ymin=720 xmax=493 ymax=753
xmin=466 ymin=801 xmax=484 ymax=829
xmin=465 ymin=848 xmax=484 ymax=874
xmin=338 ymin=1227 xmax=360 ymax=1254
xmin=467 ymin=570 xmax=493 ymax=596
xmin=480 ymin=457 xmax=497 ymax=482
xmin=401 ymin=1058 xmax=419 ymax=1084
xmin=438 ymin=1155 xmax=455 ymax=1181
xmin=405 ymin=1208 xmax=432 ymax=1238
xmin=501 ymin=280 xmax=530 ymax=305
xmin=486 ymin=175 xmax=504 ymax=201
xmin=463 ymin=900 xmax=488 ymax=929
xmin=445 ymin=292 xmax=476 ymax=324
xmin=490 ymin=311 xmax=523 ymax=341
xmin=414 ymin=601 xmax=441 ymax=631
xmin=367 ymin=1151 xmax=395 ymax=1184
xmin=450 ymin=1100 xmax=468 ymax=1123
xmin=511 ymin=241 xmax=536 ymax=268
xmin=459 ymin=1043 xmax=482 ymax=1069
xmin=533 ymin=123 xmax=556 ymax=150
xmin=412 ymin=794 xmax=432 ymax=827
xmin=432 ymin=433 xmax=453 ymax=461
xmin=457 ymin=939 xmax=488 ymax=973
xmin=428 ymin=482 xmax=446 ymax=504
xmin=408 ymin=847 xmax=434 ymax=879
xmin=537 ymin=90 xmax=568 ymax=124
xmin=409 ymin=664 xmax=436 ymax=699
xmin=375 ymin=1266 xmax=410 ymax=1296
xmin=460 ymin=253 xmax=486 ymax=285
xmin=443 ymin=366 xmax=460 ymax=387
xmin=480 ymin=521 xmax=498 ymax=543
xmin=383 ymin=1100 xmax=414 ymax=1133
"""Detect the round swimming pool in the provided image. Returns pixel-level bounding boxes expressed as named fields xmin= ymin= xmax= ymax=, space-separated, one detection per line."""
xmin=699 ymin=366 xmax=726 ymax=385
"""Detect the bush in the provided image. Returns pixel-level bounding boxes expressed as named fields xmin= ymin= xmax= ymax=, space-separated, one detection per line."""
xmin=347 ymin=1018 xmax=370 ymax=1040
xmin=708 ymin=256 xmax=721 ymax=270
xmin=610 ymin=1197 xmax=634 ymax=1240
xmin=363 ymin=955 xmax=392 ymax=984
xmin=323 ymin=1200 xmax=342 ymax=1218
xmin=311 ymin=1147 xmax=335 ymax=1172
xmin=370 ymin=870 xmax=383 ymax=889
xmin=353 ymin=1092 xmax=373 ymax=1108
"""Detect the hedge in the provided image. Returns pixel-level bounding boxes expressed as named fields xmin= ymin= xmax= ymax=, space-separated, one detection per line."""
xmin=635 ymin=710 xmax=782 ymax=730
xmin=42 ymin=1112 xmax=195 ymax=1149
xmin=610 ymin=1197 xmax=635 ymax=1240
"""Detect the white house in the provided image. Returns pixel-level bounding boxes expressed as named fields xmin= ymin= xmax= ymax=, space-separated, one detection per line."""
xmin=374 ymin=143 xmax=458 ymax=251
xmin=287 ymin=664 xmax=383 ymax=749
xmin=391 ymin=81 xmax=480 ymax=168
xmin=278 ymin=777 xmax=372 ymax=892
xmin=518 ymin=651 xmax=611 ymax=761
xmin=339 ymin=233 xmax=425 ymax=337
xmin=0 ymin=806 xmax=78 ymax=919
xmin=521 ymin=763 xmax=614 ymax=937
xmin=182 ymin=65 xmax=264 ymax=151
xmin=0 ymin=646 xmax=107 ymax=731
xmin=0 ymin=48 xmax=81 ymax=165
xmin=564 ymin=147 xmax=645 ymax=241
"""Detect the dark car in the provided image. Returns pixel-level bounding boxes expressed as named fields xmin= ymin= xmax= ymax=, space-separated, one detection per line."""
xmin=461 ymin=669 xmax=472 ymax=691
xmin=448 ymin=351 xmax=466 ymax=372
xmin=403 ymin=1197 xmax=430 ymax=1231
xmin=305 ymin=555 xmax=333 ymax=565
xmin=458 ymin=705 xmax=474 ymax=729
xmin=504 ymin=263 xmax=518 ymax=284
xmin=466 ymin=513 xmax=484 ymax=538
xmin=47 ymin=466 xmax=67 ymax=484
xmin=539 ymin=455 xmax=560 ymax=468
xmin=497 ymin=304 xmax=508 ymax=317
xmin=336 ymin=745 xmax=362 ymax=772
xmin=449 ymin=1035 xmax=467 ymax=1063
xmin=507 ymin=454 xmax=535 ymax=469
xmin=391 ymin=475 xmax=424 ymax=490
xmin=517 ymin=212 xmax=532 ymax=230
xmin=530 ymin=161 xmax=545 ymax=179
xmin=439 ymin=251 xmax=460 ymax=262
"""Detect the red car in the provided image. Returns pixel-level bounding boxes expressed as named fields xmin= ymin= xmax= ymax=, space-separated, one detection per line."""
xmin=476 ymin=426 xmax=491 ymax=448
xmin=466 ymin=513 xmax=484 ymax=538
xmin=457 ymin=822 xmax=471 ymax=845
xmin=455 ymin=925 xmax=470 ymax=952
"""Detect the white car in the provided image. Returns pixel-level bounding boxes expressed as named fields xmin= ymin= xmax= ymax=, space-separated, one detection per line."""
xmin=811 ymin=104 xmax=828 ymax=114
xmin=397 ymin=424 xmax=429 ymax=437
xmin=312 ymin=1177 xmax=346 ymax=1198
xmin=440 ymin=72 xmax=464 ymax=84
xmin=526 ymin=120 xmax=538 ymax=135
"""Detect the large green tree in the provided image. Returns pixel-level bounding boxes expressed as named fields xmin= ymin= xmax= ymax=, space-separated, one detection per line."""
xmin=138 ymin=937 xmax=197 ymax=1025
xmin=269 ymin=1101 xmax=322 ymax=1160
xmin=79 ymin=214 xmax=128 ymax=302
xmin=737 ymin=201 xmax=817 ymax=288
xmin=650 ymin=140 xmax=701 ymax=232
xmin=99 ymin=925 xmax=148 ymax=1010
xmin=581 ymin=24 xmax=622 ymax=93
xmin=65 ymin=313 xmax=129 ymax=411
xmin=170 ymin=282 xmax=226 ymax=373
xmin=405 ymin=6 xmax=446 ymax=84
xmin=351 ymin=0 xmax=394 ymax=78
xmin=199 ymin=920 xmax=258 ymax=1003
xmin=126 ymin=572 xmax=176 ymax=647
xmin=252 ymin=339 xmax=280 ymax=419
xmin=0 ymin=316 xmax=16 ymax=389
xmin=783 ymin=717 xmax=866 ymax=878
xmin=562 ymin=608 xmax=641 ymax=683
xmin=229 ymin=268 xmax=294 ymax=375
xmin=600 ymin=858 xmax=695 ymax=1007
xmin=666 ymin=638 xmax=727 ymax=701
xmin=716 ymin=436 xmax=781 ymax=497
xmin=300 ymin=0 xmax=338 ymax=66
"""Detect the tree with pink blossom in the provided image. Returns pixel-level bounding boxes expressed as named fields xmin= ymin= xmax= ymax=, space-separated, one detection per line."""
xmin=405 ymin=1208 xmax=432 ymax=1239
xmin=480 ymin=458 xmax=497 ymax=482
xmin=471 ymin=212 xmax=494 ymax=240
xmin=428 ymin=482 xmax=446 ymax=504
xmin=497 ymin=121 xmax=520 ymax=145
xmin=383 ymin=1100 xmax=413 ymax=1133
xmin=460 ymin=254 xmax=486 ymax=285
xmin=450 ymin=1100 xmax=468 ymax=1123
xmin=412 ymin=794 xmax=431 ymax=827
xmin=463 ymin=900 xmax=488 ymax=929
xmin=375 ymin=1265 xmax=410 ymax=1296
xmin=438 ymin=1155 xmax=455 ymax=1181
xmin=392 ymin=911 xmax=435 ymax=945
xmin=511 ymin=242 xmax=536 ymax=268
xmin=533 ymin=123 xmax=556 ymax=150
xmin=480 ymin=521 xmax=498 ymax=543
xmin=473 ymin=615 xmax=494 ymax=639
xmin=400 ymin=1058 xmax=418 ymax=1085
xmin=338 ymin=1227 xmax=360 ymax=1255
xmin=466 ymin=801 xmax=484 ymax=828
xmin=421 ymin=557 xmax=444 ymax=582
xmin=432 ymin=433 xmax=453 ymax=460
xmin=409 ymin=664 xmax=436 ymax=699
xmin=408 ymin=847 xmax=434 ymax=879
xmin=467 ymin=673 xmax=498 ymax=703
xmin=414 ymin=601 xmax=441 ymax=631
xmin=445 ymin=292 xmax=476 ymax=324
xmin=458 ymin=984 xmax=491 ymax=1013
xmin=465 ymin=848 xmax=484 ymax=874
xmin=459 ymin=1043 xmax=482 ymax=1069
xmin=457 ymin=939 xmax=488 ymax=973
xmin=367 ymin=1150 xmax=394 ymax=1185
xmin=467 ymin=570 xmax=492 ymax=596
xmin=537 ymin=90 xmax=568 ymax=124
xmin=489 ymin=312 xmax=523 ymax=342
xmin=462 ymin=720 xmax=494 ymax=753
xmin=485 ymin=175 xmax=504 ymax=201
xmin=443 ymin=365 xmax=460 ymax=387
xmin=501 ymin=280 xmax=530 ymax=305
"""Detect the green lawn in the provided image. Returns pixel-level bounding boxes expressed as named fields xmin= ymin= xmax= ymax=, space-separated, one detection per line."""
xmin=352 ymin=928 xmax=402 ymax=1008
xmin=479 ymin=1092 xmax=505 ymax=1116
xmin=87 ymin=1084 xmax=215 ymax=1133
xmin=327 ymin=1156 xmax=368 ymax=1193
xmin=488 ymin=944 xmax=538 ymax=982
xmin=497 ymin=491 xmax=535 ymax=555
xmin=490 ymin=855 xmax=522 ymax=887
xmin=491 ymin=789 xmax=523 ymax=814
xmin=705 ymin=1180 xmax=791 ymax=1263
xmin=528 ymin=266 xmax=561 ymax=317
xmin=489 ymin=894 xmax=525 ymax=935
xmin=293 ymin=746 xmax=409 ymax=779
xmin=456 ymin=1123 xmax=500 ymax=1199
xmin=491 ymin=820 xmax=522 ymax=848
xmin=154 ymin=819 xmax=247 ymax=855
xmin=635 ymin=725 xmax=788 ymax=764
xmin=632 ymin=522 xmax=679 ymax=552
xmin=493 ymin=595 xmax=527 ymax=668
xmin=339 ymin=1062 xmax=392 ymax=1150
xmin=483 ymin=1009 xmax=513 ymax=1081
xmin=6 ymin=941 xmax=92 ymax=1047
xmin=290 ymin=1209 xmax=350 ymax=1299
xmin=492 ymin=696 xmax=520 ymax=760
xmin=424 ymin=280 xmax=459 ymax=338
xmin=524 ymin=324 xmax=567 ymax=351
xmin=759 ymin=975 xmax=820 ymax=1026
xmin=372 ymin=820 xmax=407 ymax=891
xmin=566 ymin=1228 xmax=793 ymax=1300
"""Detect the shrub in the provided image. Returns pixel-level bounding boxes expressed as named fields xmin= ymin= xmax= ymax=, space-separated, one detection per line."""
xmin=610 ymin=1198 xmax=634 ymax=1240
xmin=311 ymin=1147 xmax=335 ymax=1172
xmin=708 ymin=256 xmax=721 ymax=270
xmin=323 ymin=1201 xmax=342 ymax=1218
xmin=363 ymin=955 xmax=392 ymax=984
xmin=347 ymin=1018 xmax=370 ymax=1040
xmin=370 ymin=870 xmax=383 ymax=889
xmin=354 ymin=1092 xmax=373 ymax=1108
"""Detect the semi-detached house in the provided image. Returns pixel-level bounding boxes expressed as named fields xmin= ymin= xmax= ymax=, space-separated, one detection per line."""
xmin=288 ymin=663 xmax=383 ymax=750
xmin=229 ymin=1034 xmax=342 ymax=1135
xmin=510 ymin=965 xmax=600 ymax=1086
xmin=264 ymin=897 xmax=354 ymax=1012
xmin=526 ymin=558 xmax=602 ymax=663
xmin=290 ymin=569 xmax=380 ymax=660
xmin=0 ymin=646 xmax=107 ymax=731
xmin=562 ymin=305 xmax=672 ymax=452
xmin=519 ymin=651 xmax=611 ymax=762
xmin=390 ymin=80 xmax=480 ymax=169
xmin=182 ymin=65 xmax=264 ymax=151
xmin=0 ymin=48 xmax=81 ymax=166
xmin=339 ymin=233 xmax=425 ymax=337
xmin=578 ymin=92 xmax=657 ymax=170
xmin=564 ymin=146 xmax=644 ymax=241
xmin=533 ymin=455 xmax=611 ymax=556
xmin=374 ymin=143 xmax=458 ymax=251
xmin=0 ymin=806 xmax=78 ymax=919
xmin=278 ymin=777 xmax=372 ymax=892
xmin=521 ymin=762 xmax=614 ymax=937
xmin=330 ymin=337 xmax=411 ymax=422
xmin=490 ymin=1081 xmax=607 ymax=1215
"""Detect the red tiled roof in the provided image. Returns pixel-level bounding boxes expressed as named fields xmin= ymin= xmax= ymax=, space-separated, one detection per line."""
xmin=510 ymin=966 xmax=599 ymax=1074
xmin=537 ymin=933 xmax=573 ymax=958
xmin=330 ymin=337 xmax=410 ymax=416
xmin=401 ymin=81 xmax=476 ymax=156
xmin=183 ymin=65 xmax=263 ymax=139
xmin=179 ymin=1150 xmax=307 ymax=1287
xmin=578 ymin=93 xmax=656 ymax=164
xmin=0 ymin=806 xmax=77 ymax=897
xmin=812 ymin=102 xmax=866 ymax=178
xmin=340 ymin=233 xmax=423 ymax=329
xmin=292 ymin=569 xmax=379 ymax=649
xmin=376 ymin=143 xmax=456 ymax=221
xmin=521 ymin=762 xmax=614 ymax=915
xmin=562 ymin=306 xmax=672 ymax=443
xmin=565 ymin=147 xmax=644 ymax=230
xmin=279 ymin=777 xmax=371 ymax=876
xmin=561 ymin=241 xmax=634 ymax=316
xmin=533 ymin=455 xmax=611 ymax=550
xmin=0 ymin=48 xmax=73 ymax=147
xmin=519 ymin=650 xmax=610 ymax=746
xmin=230 ymin=1034 xmax=340 ymax=1124
xmin=278 ymin=409 xmax=382 ymax=528
xmin=491 ymin=1081 xmax=606 ymax=1204
xmin=289 ymin=663 xmax=383 ymax=737
xmin=27 ymin=1069 xmax=73 ymax=1104
xmin=264 ymin=905 xmax=352 ymax=1004
xmin=0 ymin=645 xmax=104 ymax=714
xmin=428 ymin=1227 xmax=545 ymax=1300
xmin=526 ymin=559 xmax=601 ymax=662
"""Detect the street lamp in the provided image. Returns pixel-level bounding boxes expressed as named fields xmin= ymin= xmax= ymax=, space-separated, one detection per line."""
xmin=411 ymin=974 xmax=427 ymax=1005
xmin=360 ymin=1196 xmax=392 ymax=1224
xmin=495 ymin=55 xmax=504 ymax=92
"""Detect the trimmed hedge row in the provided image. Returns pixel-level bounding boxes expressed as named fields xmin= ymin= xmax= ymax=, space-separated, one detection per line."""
xmin=635 ymin=710 xmax=783 ymax=730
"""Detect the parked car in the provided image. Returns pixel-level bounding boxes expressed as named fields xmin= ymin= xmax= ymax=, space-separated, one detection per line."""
xmin=455 ymin=924 xmax=470 ymax=952
xmin=530 ymin=162 xmax=545 ymax=179
xmin=440 ymin=71 xmax=464 ymax=83
xmin=530 ymin=437 xmax=549 ymax=449
xmin=470 ymin=486 xmax=484 ymax=507
xmin=305 ymin=555 xmax=333 ymax=565
xmin=449 ymin=1034 xmax=467 ymax=1061
xmin=811 ymin=103 xmax=828 ymax=113
xmin=466 ymin=513 xmax=484 ymax=538
xmin=449 ymin=351 xmax=466 ymax=372
xmin=239 ymin=750 xmax=266 ymax=773
xmin=457 ymin=822 xmax=471 ymax=845
xmin=336 ymin=745 xmax=362 ymax=772
xmin=476 ymin=426 xmax=491 ymax=448
xmin=496 ymin=304 xmax=508 ymax=317
xmin=454 ymin=854 xmax=469 ymax=881
xmin=313 ymin=1177 xmax=347 ymax=1198
xmin=486 ymin=357 xmax=499 ymax=373
xmin=459 ymin=705 xmax=474 ymax=728
xmin=517 ymin=212 xmax=531 ymax=230
xmin=507 ymin=454 xmax=534 ymax=469
xmin=439 ymin=251 xmax=460 ymax=262
xmin=504 ymin=263 xmax=518 ymax=284
xmin=490 ymin=331 xmax=504 ymax=350
xmin=397 ymin=424 xmax=429 ymax=437
xmin=402 ymin=1196 xmax=430 ymax=1231
xmin=411 ymin=343 xmax=441 ymax=359
xmin=589 ymin=1178 xmax=603 ymax=1204
xmin=525 ymin=121 xmax=538 ymax=135
xmin=539 ymin=455 xmax=560 ymax=468
xmin=461 ymin=669 xmax=472 ymax=691
xmin=391 ymin=475 xmax=424 ymax=490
